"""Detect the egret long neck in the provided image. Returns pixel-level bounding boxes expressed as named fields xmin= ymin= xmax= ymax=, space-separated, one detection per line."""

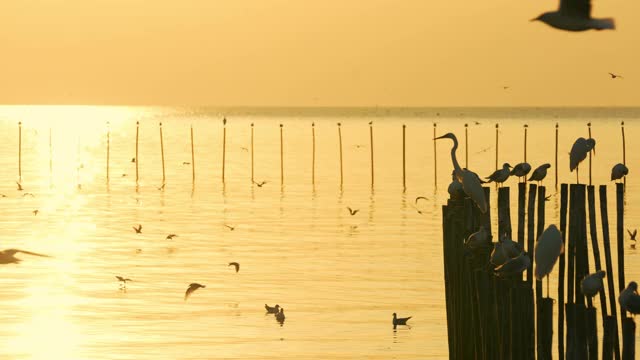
xmin=449 ymin=137 xmax=462 ymax=174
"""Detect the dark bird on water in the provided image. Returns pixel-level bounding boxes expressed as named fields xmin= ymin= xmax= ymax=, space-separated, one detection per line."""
xmin=182 ymin=162 xmax=191 ymax=165
xmin=166 ymin=234 xmax=178 ymax=240
xmin=265 ymin=304 xmax=280 ymax=314
xmin=33 ymin=210 xmax=39 ymax=216
xmin=0 ymin=248 xmax=51 ymax=265
xmin=184 ymin=283 xmax=205 ymax=301
xmin=133 ymin=224 xmax=142 ymax=234
xmin=224 ymin=224 xmax=235 ymax=231
xmin=531 ymin=0 xmax=615 ymax=31
xmin=131 ymin=157 xmax=136 ymax=163
xmin=276 ymin=308 xmax=286 ymax=324
xmin=347 ymin=207 xmax=359 ymax=216
xmin=16 ymin=182 xmax=23 ymax=191
xmin=392 ymin=313 xmax=412 ymax=329
xmin=157 ymin=183 xmax=166 ymax=190
xmin=228 ymin=262 xmax=240 ymax=273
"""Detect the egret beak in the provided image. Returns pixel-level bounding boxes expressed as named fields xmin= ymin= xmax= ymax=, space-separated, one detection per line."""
xmin=530 ymin=17 xmax=539 ymax=22
xmin=434 ymin=135 xmax=445 ymax=140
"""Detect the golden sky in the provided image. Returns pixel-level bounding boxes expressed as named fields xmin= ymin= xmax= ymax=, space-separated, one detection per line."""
xmin=1 ymin=0 xmax=638 ymax=106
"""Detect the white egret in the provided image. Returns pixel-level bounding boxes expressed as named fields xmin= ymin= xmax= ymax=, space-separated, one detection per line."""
xmin=511 ymin=162 xmax=532 ymax=183
xmin=485 ymin=163 xmax=513 ymax=187
xmin=435 ymin=133 xmax=487 ymax=213
xmin=531 ymin=0 xmax=614 ymax=31
xmin=534 ymin=224 xmax=564 ymax=280
xmin=611 ymin=163 xmax=629 ymax=183
xmin=392 ymin=313 xmax=412 ymax=329
xmin=529 ymin=164 xmax=552 ymax=185
xmin=570 ymin=138 xmax=596 ymax=184
xmin=581 ymin=271 xmax=606 ymax=297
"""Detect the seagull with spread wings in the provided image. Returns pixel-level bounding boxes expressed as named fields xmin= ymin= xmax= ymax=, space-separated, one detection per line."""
xmin=532 ymin=0 xmax=615 ymax=31
xmin=0 ymin=249 xmax=51 ymax=265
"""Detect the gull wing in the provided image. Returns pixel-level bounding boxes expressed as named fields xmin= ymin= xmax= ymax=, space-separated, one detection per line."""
xmin=8 ymin=249 xmax=51 ymax=257
xmin=560 ymin=0 xmax=591 ymax=19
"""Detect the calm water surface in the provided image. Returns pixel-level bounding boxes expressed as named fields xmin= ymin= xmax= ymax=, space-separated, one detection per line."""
xmin=0 ymin=106 xmax=639 ymax=359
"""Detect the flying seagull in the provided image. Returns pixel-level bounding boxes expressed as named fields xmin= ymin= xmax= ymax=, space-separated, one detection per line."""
xmin=228 ymin=262 xmax=240 ymax=273
xmin=531 ymin=0 xmax=615 ymax=31
xmin=224 ymin=224 xmax=235 ymax=231
xmin=253 ymin=180 xmax=267 ymax=187
xmin=347 ymin=207 xmax=359 ymax=216
xmin=133 ymin=224 xmax=142 ymax=234
xmin=0 ymin=248 xmax=51 ymax=265
xmin=184 ymin=283 xmax=205 ymax=301
xmin=166 ymin=234 xmax=178 ymax=240
xmin=115 ymin=276 xmax=132 ymax=287
xmin=609 ymin=72 xmax=623 ymax=79
xmin=32 ymin=210 xmax=39 ymax=216
xmin=415 ymin=196 xmax=428 ymax=205
xmin=392 ymin=313 xmax=412 ymax=329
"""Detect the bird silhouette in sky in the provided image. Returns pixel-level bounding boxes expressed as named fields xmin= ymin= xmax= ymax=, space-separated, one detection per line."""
xmin=609 ymin=72 xmax=623 ymax=79
xmin=253 ymin=180 xmax=267 ymax=187
xmin=185 ymin=283 xmax=205 ymax=301
xmin=224 ymin=224 xmax=235 ymax=231
xmin=347 ymin=207 xmax=359 ymax=216
xmin=133 ymin=224 xmax=142 ymax=234
xmin=166 ymin=234 xmax=178 ymax=240
xmin=228 ymin=262 xmax=240 ymax=273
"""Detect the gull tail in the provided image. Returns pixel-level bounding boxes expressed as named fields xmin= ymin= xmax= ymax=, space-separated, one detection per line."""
xmin=594 ymin=18 xmax=615 ymax=30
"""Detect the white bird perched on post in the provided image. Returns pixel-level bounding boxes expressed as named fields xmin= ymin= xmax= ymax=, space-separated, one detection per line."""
xmin=581 ymin=270 xmax=606 ymax=297
xmin=485 ymin=163 xmax=512 ymax=187
xmin=529 ymin=164 xmax=552 ymax=185
xmin=534 ymin=224 xmax=565 ymax=281
xmin=511 ymin=162 xmax=532 ymax=183
xmin=570 ymin=138 xmax=596 ymax=184
xmin=619 ymin=281 xmax=640 ymax=314
xmin=611 ymin=163 xmax=629 ymax=183
xmin=531 ymin=0 xmax=615 ymax=31
xmin=435 ymin=133 xmax=487 ymax=213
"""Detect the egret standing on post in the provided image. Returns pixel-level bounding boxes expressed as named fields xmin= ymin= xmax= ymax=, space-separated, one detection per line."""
xmin=570 ymin=137 xmax=596 ymax=184
xmin=435 ymin=133 xmax=487 ymax=213
xmin=535 ymin=224 xmax=564 ymax=295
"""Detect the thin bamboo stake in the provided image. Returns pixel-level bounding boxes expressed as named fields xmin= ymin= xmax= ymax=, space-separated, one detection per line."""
xmin=402 ymin=124 xmax=406 ymax=190
xmin=222 ymin=118 xmax=227 ymax=183
xmin=555 ymin=123 xmax=558 ymax=189
xmin=106 ymin=122 xmax=110 ymax=182
xmin=369 ymin=121 xmax=374 ymax=188
xmin=159 ymin=122 xmax=166 ymax=185
xmin=524 ymin=124 xmax=528 ymax=163
xmin=280 ymin=124 xmax=284 ymax=185
xmin=338 ymin=122 xmax=343 ymax=186
xmin=135 ymin=121 xmax=139 ymax=184
xmin=312 ymin=122 xmax=316 ymax=186
xmin=251 ymin=123 xmax=254 ymax=183
xmin=622 ymin=121 xmax=626 ymax=188
xmin=18 ymin=121 xmax=22 ymax=182
xmin=433 ymin=123 xmax=437 ymax=185
xmin=588 ymin=122 xmax=592 ymax=186
xmin=464 ymin=123 xmax=468 ymax=168
xmin=49 ymin=128 xmax=53 ymax=179
xmin=495 ymin=123 xmax=499 ymax=170
xmin=190 ymin=125 xmax=195 ymax=184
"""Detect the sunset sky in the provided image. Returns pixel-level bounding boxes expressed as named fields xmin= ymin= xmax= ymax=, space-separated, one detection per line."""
xmin=1 ymin=0 xmax=638 ymax=106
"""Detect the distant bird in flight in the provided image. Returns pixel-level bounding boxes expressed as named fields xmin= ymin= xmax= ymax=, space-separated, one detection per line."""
xmin=240 ymin=147 xmax=249 ymax=152
xmin=23 ymin=192 xmax=35 ymax=197
xmin=265 ymin=304 xmax=280 ymax=314
xmin=32 ymin=210 xmax=39 ymax=216
xmin=133 ymin=224 xmax=142 ymax=234
xmin=629 ymin=229 xmax=637 ymax=249
xmin=16 ymin=181 xmax=23 ymax=191
xmin=347 ymin=207 xmax=359 ymax=216
xmin=0 ymin=248 xmax=51 ymax=265
xmin=166 ymin=234 xmax=178 ymax=240
xmin=116 ymin=276 xmax=132 ymax=288
xmin=609 ymin=72 xmax=623 ymax=79
xmin=228 ymin=262 xmax=240 ymax=273
xmin=224 ymin=224 xmax=235 ymax=231
xmin=503 ymin=86 xmax=510 ymax=90
xmin=392 ymin=313 xmax=412 ymax=329
xmin=531 ymin=0 xmax=615 ymax=31
xmin=184 ymin=283 xmax=205 ymax=301
xmin=253 ymin=180 xmax=267 ymax=187
xmin=415 ymin=196 xmax=428 ymax=205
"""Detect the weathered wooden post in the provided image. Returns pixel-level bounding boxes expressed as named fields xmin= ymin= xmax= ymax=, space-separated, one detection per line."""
xmin=159 ymin=122 xmax=166 ymax=185
xmin=559 ymin=183 xmax=568 ymax=360
xmin=135 ymin=121 xmax=139 ymax=184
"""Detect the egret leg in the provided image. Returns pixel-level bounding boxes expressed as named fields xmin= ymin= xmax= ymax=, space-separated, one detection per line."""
xmin=576 ymin=165 xmax=579 ymax=184
xmin=546 ymin=275 xmax=549 ymax=297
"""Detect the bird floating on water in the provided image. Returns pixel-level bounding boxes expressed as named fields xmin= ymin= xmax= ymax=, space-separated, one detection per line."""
xmin=265 ymin=304 xmax=280 ymax=314
xmin=486 ymin=163 xmax=512 ymax=187
xmin=166 ymin=234 xmax=178 ymax=240
xmin=23 ymin=192 xmax=35 ymax=197
xmin=347 ymin=207 xmax=359 ymax=216
xmin=0 ymin=248 xmax=51 ymax=265
xmin=435 ymin=133 xmax=487 ymax=213
xmin=276 ymin=308 xmax=286 ymax=324
xmin=511 ymin=163 xmax=532 ymax=183
xmin=133 ymin=224 xmax=142 ymax=234
xmin=611 ymin=163 xmax=629 ymax=183
xmin=570 ymin=137 xmax=596 ymax=184
xmin=184 ymin=283 xmax=205 ymax=301
xmin=392 ymin=313 xmax=412 ymax=329
xmin=228 ymin=262 xmax=240 ymax=273
xmin=529 ymin=164 xmax=552 ymax=185
xmin=531 ymin=0 xmax=615 ymax=31
xmin=581 ymin=271 xmax=605 ymax=297
xmin=16 ymin=182 xmax=23 ymax=191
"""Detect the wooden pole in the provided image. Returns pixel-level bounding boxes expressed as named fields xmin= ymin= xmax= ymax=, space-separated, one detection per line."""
xmin=159 ymin=122 xmax=166 ymax=185
xmin=600 ymin=185 xmax=622 ymax=360
xmin=190 ymin=125 xmax=195 ymax=184
xmin=251 ymin=123 xmax=254 ymax=183
xmin=524 ymin=124 xmax=528 ymax=163
xmin=106 ymin=122 xmax=110 ymax=182
xmin=403 ymin=124 xmax=406 ymax=190
xmin=526 ymin=184 xmax=537 ymax=285
xmin=616 ymin=183 xmax=625 ymax=317
xmin=49 ymin=128 xmax=53 ymax=179
xmin=587 ymin=123 xmax=591 ymax=185
xmin=312 ymin=122 xmax=316 ymax=186
xmin=18 ymin=121 xmax=22 ymax=182
xmin=495 ymin=123 xmax=499 ymax=170
xmin=369 ymin=121 xmax=374 ymax=188
xmin=338 ymin=123 xmax=343 ymax=186
xmin=464 ymin=123 xmax=468 ymax=168
xmin=280 ymin=124 xmax=284 ymax=186
xmin=135 ymin=121 xmax=139 ymax=184
xmin=434 ymin=123 xmax=437 ymax=185
xmin=622 ymin=318 xmax=636 ymax=360
xmin=622 ymin=121 xmax=626 ymax=188
xmin=555 ymin=123 xmax=559 ymax=189
xmin=222 ymin=118 xmax=227 ymax=183
xmin=558 ymin=183 xmax=568 ymax=360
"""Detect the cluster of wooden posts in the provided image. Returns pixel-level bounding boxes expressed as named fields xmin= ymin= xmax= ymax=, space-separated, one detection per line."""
xmin=442 ymin=182 xmax=634 ymax=359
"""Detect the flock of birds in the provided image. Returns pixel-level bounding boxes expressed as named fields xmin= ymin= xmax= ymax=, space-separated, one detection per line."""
xmin=437 ymin=131 xmax=640 ymax=314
